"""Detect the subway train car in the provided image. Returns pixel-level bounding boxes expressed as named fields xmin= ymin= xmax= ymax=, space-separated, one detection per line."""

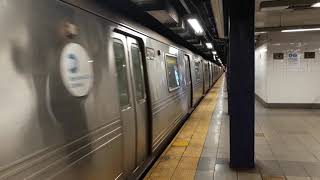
xmin=0 ymin=0 xmax=223 ymax=179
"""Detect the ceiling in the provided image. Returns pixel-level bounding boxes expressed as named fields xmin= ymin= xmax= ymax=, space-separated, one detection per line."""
xmin=130 ymin=0 xmax=226 ymax=65
xmin=256 ymin=0 xmax=320 ymax=32
xmin=101 ymin=0 xmax=320 ymax=65
xmin=98 ymin=0 xmax=227 ymax=65
xmin=125 ymin=0 xmax=320 ymax=64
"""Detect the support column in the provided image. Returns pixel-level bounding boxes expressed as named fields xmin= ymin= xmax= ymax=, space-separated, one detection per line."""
xmin=226 ymin=43 xmax=231 ymax=115
xmin=228 ymin=0 xmax=255 ymax=168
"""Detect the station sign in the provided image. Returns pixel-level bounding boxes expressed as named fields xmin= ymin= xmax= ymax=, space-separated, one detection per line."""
xmin=288 ymin=52 xmax=298 ymax=61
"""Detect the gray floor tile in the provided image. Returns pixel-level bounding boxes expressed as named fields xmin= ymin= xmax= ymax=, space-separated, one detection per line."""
xmin=303 ymin=162 xmax=320 ymax=177
xmin=197 ymin=157 xmax=216 ymax=171
xmin=203 ymin=146 xmax=218 ymax=153
xmin=279 ymin=161 xmax=308 ymax=177
xmin=285 ymin=176 xmax=311 ymax=180
xmin=204 ymin=140 xmax=219 ymax=148
xmin=261 ymin=175 xmax=286 ymax=180
xmin=216 ymin=158 xmax=229 ymax=164
xmin=194 ymin=170 xmax=214 ymax=180
xmin=256 ymin=160 xmax=284 ymax=176
xmin=238 ymin=172 xmax=262 ymax=180
xmin=214 ymin=164 xmax=237 ymax=180
xmin=201 ymin=152 xmax=218 ymax=158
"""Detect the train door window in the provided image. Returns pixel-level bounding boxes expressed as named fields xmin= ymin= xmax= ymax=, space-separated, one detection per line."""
xmin=194 ymin=61 xmax=201 ymax=81
xmin=184 ymin=55 xmax=191 ymax=85
xmin=131 ymin=44 xmax=146 ymax=101
xmin=179 ymin=60 xmax=186 ymax=86
xmin=165 ymin=54 xmax=180 ymax=91
xmin=113 ymin=39 xmax=130 ymax=107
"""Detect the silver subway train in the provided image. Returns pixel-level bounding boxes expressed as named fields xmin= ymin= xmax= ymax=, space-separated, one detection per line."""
xmin=0 ymin=0 xmax=223 ymax=179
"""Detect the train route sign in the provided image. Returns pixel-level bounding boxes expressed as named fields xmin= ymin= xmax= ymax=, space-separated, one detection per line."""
xmin=60 ymin=43 xmax=93 ymax=97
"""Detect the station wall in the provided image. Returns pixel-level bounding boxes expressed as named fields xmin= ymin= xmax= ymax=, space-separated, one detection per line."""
xmin=255 ymin=45 xmax=268 ymax=101
xmin=255 ymin=32 xmax=320 ymax=106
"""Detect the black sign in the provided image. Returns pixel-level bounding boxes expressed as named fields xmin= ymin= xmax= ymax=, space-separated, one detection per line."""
xmin=304 ymin=52 xmax=315 ymax=59
xmin=273 ymin=53 xmax=284 ymax=60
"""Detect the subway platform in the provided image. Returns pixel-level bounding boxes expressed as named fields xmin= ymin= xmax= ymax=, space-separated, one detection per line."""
xmin=144 ymin=76 xmax=320 ymax=180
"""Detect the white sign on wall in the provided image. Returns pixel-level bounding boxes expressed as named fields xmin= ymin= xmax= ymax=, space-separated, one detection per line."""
xmin=60 ymin=43 xmax=94 ymax=97
xmin=287 ymin=52 xmax=300 ymax=72
xmin=288 ymin=52 xmax=298 ymax=61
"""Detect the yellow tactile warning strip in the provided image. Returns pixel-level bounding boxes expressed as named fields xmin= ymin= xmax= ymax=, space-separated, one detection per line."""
xmin=144 ymin=76 xmax=224 ymax=180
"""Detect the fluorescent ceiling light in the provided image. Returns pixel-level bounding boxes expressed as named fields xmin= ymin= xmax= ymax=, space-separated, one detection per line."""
xmin=255 ymin=31 xmax=266 ymax=34
xmin=312 ymin=2 xmax=320 ymax=7
xmin=212 ymin=51 xmax=217 ymax=55
xmin=205 ymin=43 xmax=213 ymax=49
xmin=187 ymin=18 xmax=204 ymax=35
xmin=281 ymin=28 xmax=320 ymax=32
xmin=261 ymin=48 xmax=267 ymax=53
xmin=261 ymin=6 xmax=289 ymax=12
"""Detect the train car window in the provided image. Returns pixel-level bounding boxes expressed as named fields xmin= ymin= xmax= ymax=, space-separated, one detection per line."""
xmin=113 ymin=39 xmax=130 ymax=107
xmin=131 ymin=44 xmax=145 ymax=101
xmin=165 ymin=55 xmax=180 ymax=91
xmin=194 ymin=61 xmax=201 ymax=81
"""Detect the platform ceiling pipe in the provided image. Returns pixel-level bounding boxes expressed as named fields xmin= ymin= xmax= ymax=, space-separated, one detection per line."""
xmin=211 ymin=0 xmax=225 ymax=38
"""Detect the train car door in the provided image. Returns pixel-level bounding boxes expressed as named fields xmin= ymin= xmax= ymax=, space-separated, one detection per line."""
xmin=127 ymin=37 xmax=148 ymax=168
xmin=184 ymin=54 xmax=192 ymax=109
xmin=112 ymin=33 xmax=148 ymax=175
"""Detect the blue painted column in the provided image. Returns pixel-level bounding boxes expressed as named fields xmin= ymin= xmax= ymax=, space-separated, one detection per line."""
xmin=228 ymin=0 xmax=255 ymax=169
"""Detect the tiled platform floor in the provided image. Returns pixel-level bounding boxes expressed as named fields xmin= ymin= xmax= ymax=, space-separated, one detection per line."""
xmin=144 ymin=76 xmax=224 ymax=180
xmin=144 ymin=75 xmax=320 ymax=180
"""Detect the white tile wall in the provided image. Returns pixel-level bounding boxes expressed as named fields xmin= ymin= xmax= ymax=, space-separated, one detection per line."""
xmin=255 ymin=45 xmax=268 ymax=101
xmin=255 ymin=32 xmax=320 ymax=104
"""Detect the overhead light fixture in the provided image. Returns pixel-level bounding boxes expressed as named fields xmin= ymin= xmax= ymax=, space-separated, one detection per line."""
xmin=212 ymin=51 xmax=217 ymax=55
xmin=281 ymin=28 xmax=320 ymax=32
xmin=255 ymin=31 xmax=267 ymax=34
xmin=261 ymin=6 xmax=289 ymax=12
xmin=312 ymin=2 xmax=320 ymax=7
xmin=187 ymin=18 xmax=204 ymax=35
xmin=205 ymin=43 xmax=213 ymax=49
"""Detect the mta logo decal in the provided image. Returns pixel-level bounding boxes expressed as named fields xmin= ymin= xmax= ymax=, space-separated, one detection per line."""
xmin=67 ymin=54 xmax=79 ymax=73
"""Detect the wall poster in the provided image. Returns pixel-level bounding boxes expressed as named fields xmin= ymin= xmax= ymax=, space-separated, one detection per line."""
xmin=287 ymin=52 xmax=301 ymax=72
